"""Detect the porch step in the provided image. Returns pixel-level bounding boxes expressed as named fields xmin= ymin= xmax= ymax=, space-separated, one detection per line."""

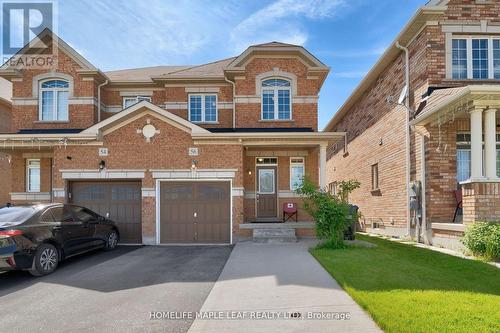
xmin=253 ymin=228 xmax=297 ymax=243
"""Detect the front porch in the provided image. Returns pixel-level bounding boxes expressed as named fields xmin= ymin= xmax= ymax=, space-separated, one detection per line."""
xmin=412 ymin=85 xmax=500 ymax=248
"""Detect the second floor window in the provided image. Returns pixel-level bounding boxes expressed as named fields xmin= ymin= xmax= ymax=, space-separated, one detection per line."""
xmin=40 ymin=79 xmax=69 ymax=121
xmin=189 ymin=94 xmax=217 ymax=123
xmin=451 ymin=37 xmax=500 ymax=80
xmin=261 ymin=78 xmax=291 ymax=120
xmin=123 ymin=96 xmax=151 ymax=108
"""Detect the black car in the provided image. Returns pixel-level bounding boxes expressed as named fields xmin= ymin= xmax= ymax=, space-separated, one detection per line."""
xmin=0 ymin=204 xmax=119 ymax=276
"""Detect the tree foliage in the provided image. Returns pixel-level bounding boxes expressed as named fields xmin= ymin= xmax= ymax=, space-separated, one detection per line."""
xmin=296 ymin=178 xmax=351 ymax=248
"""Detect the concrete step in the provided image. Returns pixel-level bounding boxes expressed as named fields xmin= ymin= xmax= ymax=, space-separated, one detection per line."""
xmin=253 ymin=228 xmax=297 ymax=243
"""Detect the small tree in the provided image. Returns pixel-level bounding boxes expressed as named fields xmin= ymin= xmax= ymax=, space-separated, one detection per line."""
xmin=296 ymin=178 xmax=350 ymax=249
xmin=337 ymin=179 xmax=361 ymax=203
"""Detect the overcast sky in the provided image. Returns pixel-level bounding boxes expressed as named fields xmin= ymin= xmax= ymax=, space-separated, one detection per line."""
xmin=57 ymin=0 xmax=423 ymax=129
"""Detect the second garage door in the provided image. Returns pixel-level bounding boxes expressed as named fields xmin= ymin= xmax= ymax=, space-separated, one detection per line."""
xmin=159 ymin=181 xmax=230 ymax=244
xmin=71 ymin=181 xmax=142 ymax=244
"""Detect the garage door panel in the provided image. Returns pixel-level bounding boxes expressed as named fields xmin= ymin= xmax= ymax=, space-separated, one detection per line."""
xmin=71 ymin=182 xmax=142 ymax=244
xmin=160 ymin=181 xmax=230 ymax=244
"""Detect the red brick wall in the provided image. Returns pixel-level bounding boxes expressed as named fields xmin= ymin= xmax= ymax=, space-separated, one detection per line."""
xmin=235 ymin=58 xmax=319 ymax=130
xmin=11 ymin=47 xmax=99 ymax=132
xmin=0 ymin=102 xmax=11 ymax=205
xmin=462 ymin=182 xmax=500 ymax=224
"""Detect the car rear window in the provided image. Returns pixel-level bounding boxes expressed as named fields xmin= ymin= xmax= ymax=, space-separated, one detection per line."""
xmin=0 ymin=206 xmax=38 ymax=224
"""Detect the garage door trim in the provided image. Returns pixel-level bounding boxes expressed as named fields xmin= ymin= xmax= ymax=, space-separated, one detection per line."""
xmin=155 ymin=179 xmax=233 ymax=245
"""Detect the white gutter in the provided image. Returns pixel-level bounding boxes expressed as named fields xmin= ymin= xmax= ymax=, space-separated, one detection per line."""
xmin=396 ymin=41 xmax=412 ymax=239
xmin=97 ymin=79 xmax=109 ymax=122
xmin=224 ymin=76 xmax=236 ymax=128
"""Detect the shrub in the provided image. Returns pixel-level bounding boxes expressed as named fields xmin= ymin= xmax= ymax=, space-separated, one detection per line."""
xmin=461 ymin=222 xmax=500 ymax=261
xmin=337 ymin=179 xmax=361 ymax=203
xmin=296 ymin=178 xmax=351 ymax=249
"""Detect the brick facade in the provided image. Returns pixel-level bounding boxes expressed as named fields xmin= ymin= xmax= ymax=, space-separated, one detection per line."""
xmin=326 ymin=0 xmax=500 ymax=247
xmin=0 ymin=36 xmax=331 ymax=243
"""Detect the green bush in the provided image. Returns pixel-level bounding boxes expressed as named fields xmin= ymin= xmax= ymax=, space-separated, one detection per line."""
xmin=461 ymin=222 xmax=500 ymax=261
xmin=296 ymin=178 xmax=350 ymax=249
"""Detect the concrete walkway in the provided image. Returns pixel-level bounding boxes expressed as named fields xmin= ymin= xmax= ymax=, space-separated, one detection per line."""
xmin=188 ymin=240 xmax=381 ymax=333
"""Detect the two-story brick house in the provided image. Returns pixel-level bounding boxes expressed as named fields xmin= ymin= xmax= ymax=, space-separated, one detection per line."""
xmin=325 ymin=0 xmax=500 ymax=250
xmin=0 ymin=29 xmax=343 ymax=244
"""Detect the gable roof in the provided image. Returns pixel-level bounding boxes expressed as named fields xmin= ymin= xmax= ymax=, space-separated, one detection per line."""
xmin=82 ymin=100 xmax=210 ymax=136
xmin=226 ymin=43 xmax=328 ymax=70
xmin=105 ymin=66 xmax=190 ymax=82
xmin=0 ymin=28 xmax=100 ymax=74
xmin=153 ymin=57 xmax=237 ymax=80
xmin=323 ymin=3 xmax=447 ymax=131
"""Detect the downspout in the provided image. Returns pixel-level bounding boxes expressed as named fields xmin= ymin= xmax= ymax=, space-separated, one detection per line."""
xmin=396 ymin=41 xmax=412 ymax=238
xmin=415 ymin=128 xmax=428 ymax=244
xmin=224 ymin=76 xmax=236 ymax=128
xmin=97 ymin=79 xmax=109 ymax=123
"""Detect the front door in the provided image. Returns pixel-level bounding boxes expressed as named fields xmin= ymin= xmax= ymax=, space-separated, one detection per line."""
xmin=256 ymin=166 xmax=277 ymax=219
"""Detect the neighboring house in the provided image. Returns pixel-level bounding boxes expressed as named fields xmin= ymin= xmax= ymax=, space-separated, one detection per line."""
xmin=0 ymin=77 xmax=12 ymax=206
xmin=325 ymin=0 xmax=500 ymax=250
xmin=0 ymin=30 xmax=343 ymax=244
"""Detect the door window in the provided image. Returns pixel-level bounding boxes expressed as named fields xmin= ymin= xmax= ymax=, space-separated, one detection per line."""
xmin=258 ymin=169 xmax=275 ymax=194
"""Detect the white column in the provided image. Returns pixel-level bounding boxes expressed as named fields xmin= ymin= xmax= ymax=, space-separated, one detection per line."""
xmin=319 ymin=143 xmax=327 ymax=189
xmin=470 ymin=108 xmax=484 ymax=180
xmin=484 ymin=108 xmax=497 ymax=179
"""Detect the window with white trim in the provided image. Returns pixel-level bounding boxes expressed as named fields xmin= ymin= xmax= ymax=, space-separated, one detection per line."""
xmin=290 ymin=157 xmax=305 ymax=190
xmin=123 ymin=96 xmax=151 ymax=109
xmin=451 ymin=36 xmax=500 ymax=80
xmin=26 ymin=159 xmax=40 ymax=192
xmin=39 ymin=79 xmax=69 ymax=121
xmin=371 ymin=163 xmax=379 ymax=191
xmin=456 ymin=133 xmax=500 ymax=182
xmin=261 ymin=78 xmax=291 ymax=120
xmin=189 ymin=94 xmax=217 ymax=123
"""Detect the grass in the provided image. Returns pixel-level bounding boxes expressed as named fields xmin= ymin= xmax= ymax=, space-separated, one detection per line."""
xmin=311 ymin=234 xmax=500 ymax=333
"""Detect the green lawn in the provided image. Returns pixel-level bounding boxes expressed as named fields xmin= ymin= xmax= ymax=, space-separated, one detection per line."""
xmin=311 ymin=234 xmax=500 ymax=333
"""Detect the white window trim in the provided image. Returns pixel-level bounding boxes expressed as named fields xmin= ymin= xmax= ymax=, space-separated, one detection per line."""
xmin=122 ymin=96 xmax=151 ymax=109
xmin=38 ymin=79 xmax=69 ymax=121
xmin=371 ymin=163 xmax=379 ymax=191
xmin=188 ymin=94 xmax=218 ymax=123
xmin=26 ymin=159 xmax=41 ymax=193
xmin=260 ymin=78 xmax=292 ymax=121
xmin=289 ymin=157 xmax=305 ymax=190
xmin=450 ymin=36 xmax=500 ymax=80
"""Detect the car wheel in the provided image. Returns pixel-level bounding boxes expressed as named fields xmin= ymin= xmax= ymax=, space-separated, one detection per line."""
xmin=104 ymin=230 xmax=118 ymax=250
xmin=29 ymin=244 xmax=59 ymax=276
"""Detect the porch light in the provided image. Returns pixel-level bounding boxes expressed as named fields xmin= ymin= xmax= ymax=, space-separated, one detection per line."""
xmin=247 ymin=169 xmax=252 ymax=175
xmin=99 ymin=160 xmax=106 ymax=171
xmin=191 ymin=159 xmax=198 ymax=170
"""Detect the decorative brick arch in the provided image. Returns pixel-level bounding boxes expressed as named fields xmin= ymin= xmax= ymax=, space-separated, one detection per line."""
xmin=32 ymin=72 xmax=74 ymax=98
xmin=255 ymin=70 xmax=297 ymax=96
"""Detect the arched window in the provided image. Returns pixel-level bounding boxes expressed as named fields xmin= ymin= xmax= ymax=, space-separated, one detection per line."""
xmin=39 ymin=79 xmax=69 ymax=121
xmin=261 ymin=78 xmax=291 ymax=120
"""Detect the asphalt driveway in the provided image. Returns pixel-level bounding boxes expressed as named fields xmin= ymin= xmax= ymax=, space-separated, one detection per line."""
xmin=0 ymin=245 xmax=233 ymax=333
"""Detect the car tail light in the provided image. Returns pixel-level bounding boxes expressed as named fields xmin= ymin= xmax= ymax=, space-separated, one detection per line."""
xmin=0 ymin=230 xmax=23 ymax=236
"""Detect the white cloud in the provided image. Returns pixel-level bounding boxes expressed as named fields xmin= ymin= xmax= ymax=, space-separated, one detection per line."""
xmin=61 ymin=0 xmax=237 ymax=68
xmin=230 ymin=0 xmax=347 ymax=52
